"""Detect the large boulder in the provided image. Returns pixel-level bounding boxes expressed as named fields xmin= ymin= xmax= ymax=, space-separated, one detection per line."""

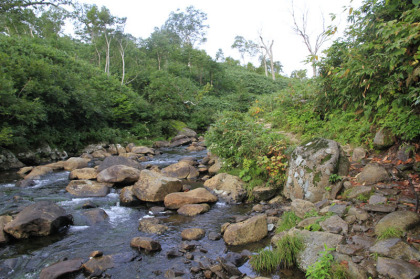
xmin=79 ymin=209 xmax=109 ymax=226
xmin=66 ymin=180 xmax=111 ymax=197
xmin=178 ymin=127 xmax=197 ymax=138
xmin=373 ymin=128 xmax=395 ymax=149
xmin=63 ymin=157 xmax=90 ymax=171
xmin=0 ymin=148 xmax=25 ymax=171
xmin=181 ymin=228 xmax=205 ymax=240
xmin=39 ymin=258 xmax=83 ymax=279
xmin=69 ymin=168 xmax=97 ymax=180
xmin=164 ymin=188 xmax=217 ymax=209
xmin=97 ymin=156 xmax=142 ymax=172
xmin=375 ymin=211 xmax=420 ymax=235
xmin=161 ymin=161 xmax=199 ymax=180
xmin=4 ymin=201 xmax=73 ymax=239
xmin=356 ymin=163 xmax=389 ymax=184
xmin=24 ymin=166 xmax=53 ymax=180
xmin=170 ymin=136 xmax=192 ymax=147
xmin=252 ymin=186 xmax=277 ymax=201
xmin=283 ymin=138 xmax=350 ymax=203
xmin=97 ymin=165 xmax=140 ymax=184
xmin=133 ymin=170 xmax=182 ymax=202
xmin=223 ymin=214 xmax=268 ymax=246
xmin=377 ymin=257 xmax=420 ymax=279
xmin=204 ymin=173 xmax=247 ymax=203
xmin=370 ymin=238 xmax=420 ymax=261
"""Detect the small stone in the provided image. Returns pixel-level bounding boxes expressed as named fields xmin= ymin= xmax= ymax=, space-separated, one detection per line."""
xmin=320 ymin=215 xmax=348 ymax=235
xmin=347 ymin=207 xmax=369 ymax=221
xmin=130 ymin=236 xmax=161 ymax=252
xmin=181 ymin=228 xmax=205 ymax=240
xmin=208 ymin=232 xmax=222 ymax=241
xmin=167 ymin=249 xmax=183 ymax=258
xmin=352 ymin=147 xmax=366 ymax=162
xmin=328 ymin=204 xmax=348 ymax=216
xmin=89 ymin=251 xmax=103 ymax=258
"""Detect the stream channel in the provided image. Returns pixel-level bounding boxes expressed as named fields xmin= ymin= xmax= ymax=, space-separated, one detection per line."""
xmin=0 ymin=146 xmax=304 ymax=279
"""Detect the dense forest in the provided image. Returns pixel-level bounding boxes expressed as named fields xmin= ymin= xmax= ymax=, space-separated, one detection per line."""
xmin=0 ymin=0 xmax=419 ymax=161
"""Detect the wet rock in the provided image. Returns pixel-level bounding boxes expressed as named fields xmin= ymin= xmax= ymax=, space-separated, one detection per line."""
xmin=164 ymin=188 xmax=217 ymax=209
xmin=80 ymin=208 xmax=108 ymax=225
xmin=291 ymin=199 xmax=317 ymax=219
xmin=82 ymin=252 xmax=136 ymax=276
xmin=138 ymin=218 xmax=169 ymax=234
xmin=17 ymin=166 xmax=33 ymax=176
xmin=130 ymin=236 xmax=161 ymax=251
xmin=69 ymin=168 xmax=97 ymax=180
xmin=15 ymin=178 xmax=36 ymax=187
xmin=39 ymin=258 xmax=83 ymax=279
xmin=131 ymin=146 xmax=155 ymax=155
xmin=119 ymin=186 xmax=141 ymax=206
xmin=89 ymin=250 xmax=103 ymax=258
xmin=204 ymin=173 xmax=247 ymax=203
xmin=268 ymin=195 xmax=284 ymax=205
xmin=283 ymin=138 xmax=350 ymax=203
xmin=223 ymin=214 xmax=267 ymax=246
xmin=352 ymin=147 xmax=366 ymax=162
xmin=91 ymin=150 xmax=111 ymax=158
xmin=24 ymin=166 xmax=53 ymax=180
xmin=66 ymin=180 xmax=111 ymax=197
xmin=375 ymin=211 xmax=420 ymax=235
xmin=149 ymin=206 xmax=166 ymax=215
xmin=208 ymin=155 xmax=222 ymax=175
xmin=4 ymin=201 xmax=72 ymax=239
xmin=373 ymin=128 xmax=395 ymax=149
xmin=133 ymin=170 xmax=182 ymax=202
xmin=370 ymin=238 xmax=420 ymax=261
xmin=97 ymin=165 xmax=140 ymax=184
xmin=320 ymin=215 xmax=348 ymax=235
xmin=208 ymin=232 xmax=222 ymax=241
xmin=63 ymin=157 xmax=90 ymax=171
xmin=0 ymin=215 xmax=13 ymax=244
xmin=376 ymin=257 xmax=420 ymax=279
xmin=166 ymin=249 xmax=183 ymax=258
xmin=294 ymin=229 xmax=344 ymax=271
xmin=177 ymin=204 xmax=210 ymax=216
xmin=252 ymin=204 xmax=264 ymax=212
xmin=161 ymin=161 xmax=199 ymax=180
xmin=356 ymin=163 xmax=389 ymax=184
xmin=181 ymin=228 xmax=206 ymax=240
xmin=170 ymin=137 xmax=192 ymax=148
xmin=252 ymin=186 xmax=277 ymax=201
xmin=81 ymin=201 xmax=97 ymax=209
xmin=97 ymin=156 xmax=142 ymax=173
xmin=218 ymin=257 xmax=242 ymax=276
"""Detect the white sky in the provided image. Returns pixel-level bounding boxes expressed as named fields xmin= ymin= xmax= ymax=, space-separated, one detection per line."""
xmin=76 ymin=0 xmax=363 ymax=76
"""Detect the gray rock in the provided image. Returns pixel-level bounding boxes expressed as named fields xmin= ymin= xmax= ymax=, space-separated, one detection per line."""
xmin=97 ymin=165 xmax=141 ymax=184
xmin=204 ymin=173 xmax=247 ymax=203
xmin=161 ymin=161 xmax=199 ymax=180
xmin=345 ymin=186 xmax=373 ymax=199
xmin=351 ymin=235 xmax=375 ymax=249
xmin=336 ymin=244 xmax=363 ymax=256
xmin=0 ymin=215 xmax=12 ymax=244
xmin=376 ymin=257 xmax=420 ymax=279
xmin=0 ymin=148 xmax=25 ymax=171
xmin=252 ymin=186 xmax=277 ymax=201
xmin=370 ymin=238 xmax=420 ymax=261
xmin=362 ymin=204 xmax=397 ymax=213
xmin=291 ymin=199 xmax=317 ymax=219
xmin=352 ymin=147 xmax=366 ymax=162
xmin=177 ymin=127 xmax=197 ymax=138
xmin=368 ymin=194 xmax=387 ymax=205
xmin=119 ymin=186 xmax=142 ymax=206
xmin=328 ymin=204 xmax=348 ymax=216
xmin=223 ymin=214 xmax=267 ymax=246
xmin=283 ymin=138 xmax=350 ymax=203
xmin=373 ymin=128 xmax=395 ymax=149
xmin=97 ymin=156 xmax=142 ymax=172
xmin=80 ymin=208 xmax=109 ymax=225
xmin=347 ymin=207 xmax=369 ymax=221
xmin=333 ymin=252 xmax=368 ymax=279
xmin=356 ymin=163 xmax=389 ymax=184
xmin=319 ymin=215 xmax=348 ymax=235
xmin=39 ymin=258 xmax=83 ymax=279
xmin=375 ymin=211 xmax=420 ymax=235
xmin=66 ymin=180 xmax=111 ymax=197
xmin=133 ymin=170 xmax=182 ymax=202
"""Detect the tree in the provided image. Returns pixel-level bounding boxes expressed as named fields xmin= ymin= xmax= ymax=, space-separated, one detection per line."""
xmin=291 ymin=1 xmax=332 ymax=77
xmin=259 ymin=35 xmax=275 ymax=80
xmin=163 ymin=5 xmax=208 ymax=48
xmin=231 ymin=35 xmax=258 ymax=65
xmin=0 ymin=0 xmax=72 ymax=14
xmin=144 ymin=27 xmax=180 ymax=70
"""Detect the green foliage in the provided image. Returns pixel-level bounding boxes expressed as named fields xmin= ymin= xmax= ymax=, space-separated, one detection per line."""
xmin=306 ymin=244 xmax=335 ymax=279
xmin=376 ymin=227 xmax=404 ymax=241
xmin=276 ymin=211 xmax=302 ymax=233
xmin=304 ymin=223 xmax=322 ymax=232
xmin=329 ymin=174 xmax=342 ymax=183
xmin=249 ymin=234 xmax=304 ymax=273
xmin=304 ymin=209 xmax=319 ymax=218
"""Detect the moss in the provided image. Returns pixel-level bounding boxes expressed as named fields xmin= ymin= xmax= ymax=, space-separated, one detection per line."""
xmin=305 ymin=166 xmax=313 ymax=173
xmin=313 ymin=172 xmax=321 ymax=185
xmin=321 ymin=154 xmax=332 ymax=165
xmin=305 ymin=138 xmax=329 ymax=151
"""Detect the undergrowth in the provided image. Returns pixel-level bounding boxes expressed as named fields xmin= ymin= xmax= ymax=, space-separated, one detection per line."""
xmin=276 ymin=211 xmax=302 ymax=233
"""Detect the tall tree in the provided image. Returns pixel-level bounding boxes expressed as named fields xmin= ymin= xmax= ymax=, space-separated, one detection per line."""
xmin=163 ymin=5 xmax=208 ymax=48
xmin=259 ymin=34 xmax=275 ymax=80
xmin=231 ymin=35 xmax=258 ymax=65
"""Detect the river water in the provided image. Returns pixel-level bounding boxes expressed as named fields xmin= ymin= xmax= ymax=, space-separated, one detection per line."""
xmin=0 ymin=146 xmax=303 ymax=279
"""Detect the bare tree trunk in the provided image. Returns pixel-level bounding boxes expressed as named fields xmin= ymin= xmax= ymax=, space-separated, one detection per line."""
xmin=95 ymin=47 xmax=101 ymax=68
xmin=118 ymin=40 xmax=126 ymax=86
xmin=259 ymin=36 xmax=275 ymax=80
xmin=262 ymin=54 xmax=268 ymax=77
xmin=157 ymin=52 xmax=161 ymax=70
xmin=104 ymin=32 xmax=111 ymax=76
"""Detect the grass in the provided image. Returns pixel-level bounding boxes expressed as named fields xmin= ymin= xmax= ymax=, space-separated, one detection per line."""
xmin=377 ymin=227 xmax=404 ymax=241
xmin=250 ymin=234 xmax=304 ymax=273
xmin=276 ymin=211 xmax=302 ymax=233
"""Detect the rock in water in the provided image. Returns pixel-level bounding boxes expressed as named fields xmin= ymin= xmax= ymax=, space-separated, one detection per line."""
xmin=66 ymin=180 xmax=111 ymax=197
xmin=97 ymin=156 xmax=142 ymax=172
xmin=97 ymin=165 xmax=141 ymax=184
xmin=283 ymin=138 xmax=350 ymax=203
xmin=4 ymin=201 xmax=73 ymax=239
xmin=133 ymin=170 xmax=182 ymax=202
xmin=203 ymin=173 xmax=247 ymax=203
xmin=39 ymin=258 xmax=83 ymax=279
xmin=223 ymin=214 xmax=267 ymax=245
xmin=161 ymin=161 xmax=199 ymax=180
xmin=164 ymin=188 xmax=217 ymax=209
xmin=130 ymin=236 xmax=161 ymax=251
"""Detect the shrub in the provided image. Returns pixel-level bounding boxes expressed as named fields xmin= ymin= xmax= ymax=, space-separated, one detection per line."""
xmin=376 ymin=227 xmax=404 ymax=241
xmin=276 ymin=211 xmax=302 ymax=233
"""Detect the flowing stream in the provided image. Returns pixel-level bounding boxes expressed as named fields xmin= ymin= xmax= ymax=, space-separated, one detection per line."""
xmin=0 ymin=146 xmax=303 ymax=279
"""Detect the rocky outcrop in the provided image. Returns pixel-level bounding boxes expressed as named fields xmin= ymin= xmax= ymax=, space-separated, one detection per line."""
xmin=161 ymin=161 xmax=199 ymax=180
xmin=39 ymin=258 xmax=83 ymax=279
xmin=66 ymin=180 xmax=111 ymax=197
xmin=164 ymin=188 xmax=217 ymax=209
xmin=97 ymin=165 xmax=140 ymax=184
xmin=204 ymin=173 xmax=247 ymax=203
xmin=16 ymin=145 xmax=67 ymax=166
xmin=283 ymin=138 xmax=350 ymax=203
xmin=133 ymin=170 xmax=182 ymax=202
xmin=0 ymin=148 xmax=25 ymax=171
xmin=223 ymin=214 xmax=267 ymax=246
xmin=4 ymin=201 xmax=72 ymax=239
